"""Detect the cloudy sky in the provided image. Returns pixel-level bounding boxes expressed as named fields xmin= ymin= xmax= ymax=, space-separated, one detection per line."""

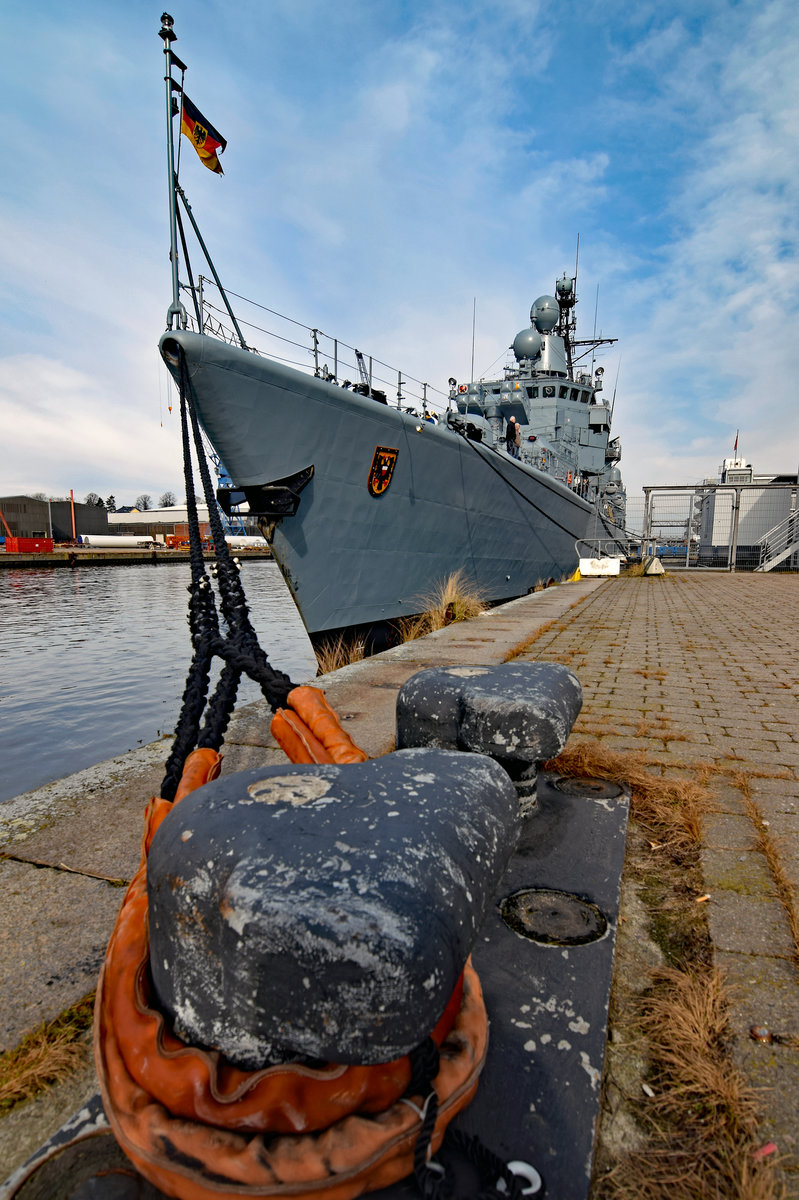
xmin=2 ymin=0 xmax=797 ymax=508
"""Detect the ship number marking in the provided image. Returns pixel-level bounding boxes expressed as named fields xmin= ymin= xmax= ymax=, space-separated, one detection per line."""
xmin=368 ymin=446 xmax=399 ymax=497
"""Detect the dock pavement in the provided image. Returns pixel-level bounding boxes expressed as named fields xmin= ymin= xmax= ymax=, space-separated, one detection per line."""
xmin=1 ymin=572 xmax=798 ymax=1191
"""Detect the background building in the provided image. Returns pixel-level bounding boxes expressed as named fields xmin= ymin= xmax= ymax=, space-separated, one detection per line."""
xmin=109 ymin=505 xmax=261 ymax=542
xmin=0 ymin=496 xmax=109 ymax=542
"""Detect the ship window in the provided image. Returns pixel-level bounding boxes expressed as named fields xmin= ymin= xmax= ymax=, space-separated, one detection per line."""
xmin=570 ymin=388 xmax=579 ymax=401
xmin=531 ymin=386 xmax=538 ymax=398
xmin=543 ymin=385 xmax=555 ymax=397
xmin=581 ymin=390 xmax=590 ymax=403
xmin=492 ymin=387 xmax=500 ymax=394
xmin=526 ymin=387 xmax=534 ymax=399
xmin=559 ymin=386 xmax=568 ymax=398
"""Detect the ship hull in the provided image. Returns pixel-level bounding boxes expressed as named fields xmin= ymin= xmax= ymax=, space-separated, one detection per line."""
xmin=161 ymin=332 xmax=615 ymax=640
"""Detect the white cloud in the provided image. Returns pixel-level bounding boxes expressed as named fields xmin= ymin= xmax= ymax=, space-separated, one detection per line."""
xmin=0 ymin=354 xmax=184 ymax=502
xmin=593 ymin=0 xmax=799 ymax=493
xmin=2 ymin=0 xmax=797 ymax=510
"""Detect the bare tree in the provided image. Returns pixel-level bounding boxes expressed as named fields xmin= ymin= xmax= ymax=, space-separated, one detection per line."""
xmin=159 ymin=491 xmax=177 ymax=507
xmin=84 ymin=492 xmax=104 ymax=507
xmin=135 ymin=494 xmax=152 ymax=511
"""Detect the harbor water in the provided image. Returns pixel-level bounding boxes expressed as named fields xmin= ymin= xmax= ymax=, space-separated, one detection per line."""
xmin=0 ymin=560 xmax=318 ymax=804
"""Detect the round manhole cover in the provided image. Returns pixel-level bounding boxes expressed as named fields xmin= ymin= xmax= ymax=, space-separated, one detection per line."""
xmin=8 ymin=1134 xmax=164 ymax=1199
xmin=552 ymin=775 xmax=623 ymax=799
xmin=501 ymin=888 xmax=608 ymax=945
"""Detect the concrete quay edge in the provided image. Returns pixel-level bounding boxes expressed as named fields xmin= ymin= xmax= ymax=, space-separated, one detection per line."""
xmin=0 ymin=578 xmax=605 ymax=1183
xmin=4 ymin=571 xmax=798 ymax=1193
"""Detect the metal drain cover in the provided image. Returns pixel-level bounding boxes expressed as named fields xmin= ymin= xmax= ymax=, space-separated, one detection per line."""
xmin=552 ymin=775 xmax=623 ymax=799
xmin=501 ymin=888 xmax=608 ymax=945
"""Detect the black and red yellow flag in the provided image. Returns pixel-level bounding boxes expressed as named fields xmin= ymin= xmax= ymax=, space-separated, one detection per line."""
xmin=180 ymin=94 xmax=227 ymax=174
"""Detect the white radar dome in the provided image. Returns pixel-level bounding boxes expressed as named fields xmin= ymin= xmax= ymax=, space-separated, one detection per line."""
xmin=530 ymin=295 xmax=559 ymax=333
xmin=512 ymin=328 xmax=543 ymax=362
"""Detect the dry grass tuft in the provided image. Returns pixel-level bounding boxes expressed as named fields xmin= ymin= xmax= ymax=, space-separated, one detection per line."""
xmin=0 ymin=992 xmax=95 ymax=1116
xmin=399 ymin=570 xmax=485 ymax=642
xmin=314 ymin=633 xmax=366 ymax=674
xmin=730 ymin=770 xmax=799 ymax=968
xmin=501 ymin=592 xmax=593 ymax=662
xmin=598 ymin=968 xmax=784 ymax=1200
xmin=546 ymin=740 xmax=710 ymax=851
xmin=642 ymin=968 xmax=756 ymax=1136
xmin=503 ymin=618 xmax=559 ymax=660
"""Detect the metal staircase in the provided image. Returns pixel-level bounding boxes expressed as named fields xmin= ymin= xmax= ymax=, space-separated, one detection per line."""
xmin=754 ymin=509 xmax=799 ymax=572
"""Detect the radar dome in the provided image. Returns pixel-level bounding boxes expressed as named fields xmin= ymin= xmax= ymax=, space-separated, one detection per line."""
xmin=556 ymin=275 xmax=574 ymax=298
xmin=512 ymin=328 xmax=543 ymax=362
xmin=530 ymin=295 xmax=559 ymax=333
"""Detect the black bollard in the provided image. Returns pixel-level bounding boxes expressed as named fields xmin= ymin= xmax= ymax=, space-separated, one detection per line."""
xmin=395 ymin=662 xmax=582 ymax=809
xmin=147 ymin=748 xmax=519 ymax=1068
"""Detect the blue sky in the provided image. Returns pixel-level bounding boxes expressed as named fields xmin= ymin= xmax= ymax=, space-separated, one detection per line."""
xmin=1 ymin=0 xmax=797 ymax=506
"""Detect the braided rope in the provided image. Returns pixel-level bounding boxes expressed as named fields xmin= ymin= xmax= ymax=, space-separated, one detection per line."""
xmin=406 ymin=1035 xmax=529 ymax=1200
xmin=160 ymin=350 xmax=298 ymax=801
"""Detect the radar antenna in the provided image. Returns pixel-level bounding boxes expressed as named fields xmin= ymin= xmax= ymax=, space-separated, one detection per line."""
xmin=555 ymin=235 xmax=579 ymax=374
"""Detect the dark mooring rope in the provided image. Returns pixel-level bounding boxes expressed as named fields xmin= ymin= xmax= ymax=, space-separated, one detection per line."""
xmin=159 ymin=348 xmax=298 ymax=801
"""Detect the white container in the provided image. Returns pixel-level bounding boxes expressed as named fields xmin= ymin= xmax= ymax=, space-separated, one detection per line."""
xmin=579 ymin=556 xmax=621 ymax=576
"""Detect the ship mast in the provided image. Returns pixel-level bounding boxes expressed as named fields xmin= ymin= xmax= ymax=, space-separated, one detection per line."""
xmin=159 ymin=13 xmax=187 ymax=330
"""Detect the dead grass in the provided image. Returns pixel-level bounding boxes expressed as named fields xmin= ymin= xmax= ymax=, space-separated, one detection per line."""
xmin=560 ymin=737 xmax=788 ymax=1198
xmin=597 ymin=968 xmax=784 ymax=1200
xmin=0 ymin=992 xmax=95 ymax=1116
xmin=501 ymin=593 xmax=592 ymax=662
xmin=642 ymin=968 xmax=756 ymax=1137
xmin=730 ymin=770 xmax=799 ymax=969
xmin=546 ymin=740 xmax=709 ymax=851
xmin=624 ymin=562 xmax=666 ymax=578
xmin=398 ymin=569 xmax=486 ymax=642
xmin=314 ymin=633 xmax=366 ymax=674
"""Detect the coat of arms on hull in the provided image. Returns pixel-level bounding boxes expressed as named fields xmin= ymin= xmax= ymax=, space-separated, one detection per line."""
xmin=367 ymin=446 xmax=399 ymax=497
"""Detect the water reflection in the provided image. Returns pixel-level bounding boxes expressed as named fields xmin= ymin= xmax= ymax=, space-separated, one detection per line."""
xmin=0 ymin=561 xmax=317 ymax=803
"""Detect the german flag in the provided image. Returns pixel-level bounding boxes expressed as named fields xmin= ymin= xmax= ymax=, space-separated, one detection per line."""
xmin=180 ymin=94 xmax=227 ymax=174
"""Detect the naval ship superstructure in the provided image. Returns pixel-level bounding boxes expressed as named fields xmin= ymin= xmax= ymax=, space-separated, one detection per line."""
xmin=452 ymin=278 xmax=626 ymax=531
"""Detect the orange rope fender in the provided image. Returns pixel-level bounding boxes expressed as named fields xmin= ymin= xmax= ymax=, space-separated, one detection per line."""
xmin=271 ymin=686 xmax=369 ymax=765
xmin=173 ymin=746 xmax=223 ymax=801
xmin=96 ymin=963 xmax=486 ymax=1200
xmin=95 ymin=748 xmax=488 ymax=1199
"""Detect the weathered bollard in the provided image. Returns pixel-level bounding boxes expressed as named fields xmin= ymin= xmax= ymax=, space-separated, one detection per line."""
xmin=147 ymin=748 xmax=520 ymax=1066
xmin=91 ymin=748 xmax=523 ymax=1199
xmin=395 ymin=662 xmax=582 ymax=812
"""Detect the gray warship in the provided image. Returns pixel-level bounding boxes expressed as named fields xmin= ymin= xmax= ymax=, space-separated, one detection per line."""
xmin=160 ymin=289 xmax=626 ymax=649
xmin=158 ymin=34 xmax=627 ymax=653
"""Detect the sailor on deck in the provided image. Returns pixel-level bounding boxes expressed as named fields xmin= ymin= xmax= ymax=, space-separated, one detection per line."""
xmin=506 ymin=416 xmax=520 ymax=459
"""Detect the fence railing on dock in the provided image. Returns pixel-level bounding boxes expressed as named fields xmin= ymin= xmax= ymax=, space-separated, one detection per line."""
xmin=630 ymin=482 xmax=799 ymax=571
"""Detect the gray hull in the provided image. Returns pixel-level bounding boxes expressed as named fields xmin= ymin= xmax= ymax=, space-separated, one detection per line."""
xmin=161 ymin=331 xmax=613 ymax=638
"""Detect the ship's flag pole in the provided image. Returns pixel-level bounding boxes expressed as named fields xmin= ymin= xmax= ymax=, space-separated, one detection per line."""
xmin=159 ymin=13 xmax=187 ymax=330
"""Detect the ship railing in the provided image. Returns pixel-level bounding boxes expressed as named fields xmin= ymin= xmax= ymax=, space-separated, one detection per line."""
xmin=179 ymin=277 xmax=451 ymax=418
xmin=575 ymin=536 xmax=633 ymax=560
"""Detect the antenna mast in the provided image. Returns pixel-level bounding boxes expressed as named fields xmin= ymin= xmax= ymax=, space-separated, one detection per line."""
xmin=159 ymin=13 xmax=186 ymax=330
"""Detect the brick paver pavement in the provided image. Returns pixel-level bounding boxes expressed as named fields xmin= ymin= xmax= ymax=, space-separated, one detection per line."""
xmin=513 ymin=571 xmax=799 ymax=1181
